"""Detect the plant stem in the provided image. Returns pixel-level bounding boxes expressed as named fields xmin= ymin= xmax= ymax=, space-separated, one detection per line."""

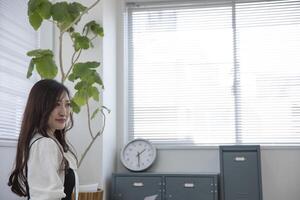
xmin=59 ymin=32 xmax=65 ymax=83
xmin=86 ymin=99 xmax=94 ymax=139
xmin=78 ymin=108 xmax=107 ymax=167
xmin=90 ymin=35 xmax=98 ymax=41
xmin=62 ymin=0 xmax=101 ymax=34
xmin=63 ymin=49 xmax=82 ymax=82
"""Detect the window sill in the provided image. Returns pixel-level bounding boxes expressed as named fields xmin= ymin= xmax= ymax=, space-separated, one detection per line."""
xmin=154 ymin=144 xmax=300 ymax=150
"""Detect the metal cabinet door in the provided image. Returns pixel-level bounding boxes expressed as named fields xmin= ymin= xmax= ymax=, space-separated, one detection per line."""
xmin=222 ymin=151 xmax=261 ymax=200
xmin=165 ymin=176 xmax=216 ymax=200
xmin=113 ymin=176 xmax=162 ymax=200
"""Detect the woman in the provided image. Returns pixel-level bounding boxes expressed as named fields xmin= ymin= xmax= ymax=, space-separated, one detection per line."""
xmin=8 ymin=79 xmax=78 ymax=200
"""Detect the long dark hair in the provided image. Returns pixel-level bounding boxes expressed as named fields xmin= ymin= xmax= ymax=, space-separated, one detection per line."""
xmin=8 ymin=79 xmax=76 ymax=197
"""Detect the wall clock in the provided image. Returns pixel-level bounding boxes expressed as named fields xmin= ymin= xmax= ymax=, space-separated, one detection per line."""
xmin=120 ymin=138 xmax=157 ymax=172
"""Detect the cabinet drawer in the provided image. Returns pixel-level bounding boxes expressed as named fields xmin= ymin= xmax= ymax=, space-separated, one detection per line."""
xmin=112 ymin=173 xmax=219 ymax=200
xmin=165 ymin=175 xmax=218 ymax=200
xmin=113 ymin=175 xmax=162 ymax=200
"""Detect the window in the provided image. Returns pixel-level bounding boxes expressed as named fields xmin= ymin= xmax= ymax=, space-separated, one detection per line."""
xmin=0 ymin=0 xmax=38 ymax=140
xmin=126 ymin=0 xmax=300 ymax=146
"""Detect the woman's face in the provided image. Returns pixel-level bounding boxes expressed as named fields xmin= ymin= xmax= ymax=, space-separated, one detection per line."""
xmin=47 ymin=91 xmax=71 ymax=134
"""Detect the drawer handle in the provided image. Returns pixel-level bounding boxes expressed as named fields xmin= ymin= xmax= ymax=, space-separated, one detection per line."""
xmin=184 ymin=183 xmax=194 ymax=188
xmin=133 ymin=182 xmax=144 ymax=187
xmin=235 ymin=156 xmax=246 ymax=161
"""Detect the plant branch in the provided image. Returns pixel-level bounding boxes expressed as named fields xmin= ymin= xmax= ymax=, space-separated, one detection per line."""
xmin=78 ymin=107 xmax=108 ymax=167
xmin=62 ymin=0 xmax=101 ymax=34
xmin=59 ymin=32 xmax=65 ymax=83
xmin=96 ymin=108 xmax=108 ymax=138
xmin=74 ymin=50 xmax=82 ymax=64
xmin=70 ymin=51 xmax=77 ymax=67
xmin=86 ymin=99 xmax=94 ymax=139
xmin=63 ymin=49 xmax=82 ymax=82
xmin=90 ymin=35 xmax=98 ymax=42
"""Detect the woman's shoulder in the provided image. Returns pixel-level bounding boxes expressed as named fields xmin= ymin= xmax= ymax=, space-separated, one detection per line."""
xmin=30 ymin=134 xmax=53 ymax=145
xmin=29 ymin=134 xmax=62 ymax=153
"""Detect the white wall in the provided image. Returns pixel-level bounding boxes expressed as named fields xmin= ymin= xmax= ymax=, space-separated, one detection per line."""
xmin=101 ymin=0 xmax=118 ymax=199
xmin=261 ymin=148 xmax=300 ymax=200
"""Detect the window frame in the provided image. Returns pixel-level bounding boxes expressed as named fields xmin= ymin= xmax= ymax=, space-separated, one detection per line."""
xmin=120 ymin=0 xmax=300 ymax=148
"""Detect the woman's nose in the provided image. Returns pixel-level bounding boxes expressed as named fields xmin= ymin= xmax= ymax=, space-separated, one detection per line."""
xmin=59 ymin=106 xmax=67 ymax=116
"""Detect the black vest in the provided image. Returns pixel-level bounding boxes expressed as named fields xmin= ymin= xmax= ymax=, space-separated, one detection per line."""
xmin=62 ymin=168 xmax=75 ymax=200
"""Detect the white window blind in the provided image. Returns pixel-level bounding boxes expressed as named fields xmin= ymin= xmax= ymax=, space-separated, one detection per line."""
xmin=126 ymin=0 xmax=300 ymax=146
xmin=0 ymin=0 xmax=38 ymax=140
xmin=237 ymin=0 xmax=300 ymax=144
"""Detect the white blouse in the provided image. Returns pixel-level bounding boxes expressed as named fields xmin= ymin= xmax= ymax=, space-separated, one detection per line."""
xmin=27 ymin=134 xmax=79 ymax=200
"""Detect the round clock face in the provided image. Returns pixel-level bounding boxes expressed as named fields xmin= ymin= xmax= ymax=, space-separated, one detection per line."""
xmin=120 ymin=139 xmax=157 ymax=172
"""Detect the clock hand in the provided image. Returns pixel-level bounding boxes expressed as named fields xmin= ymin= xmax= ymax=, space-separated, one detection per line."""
xmin=135 ymin=149 xmax=146 ymax=168
xmin=136 ymin=151 xmax=141 ymax=157
xmin=137 ymin=152 xmax=140 ymax=167
xmin=139 ymin=149 xmax=146 ymax=155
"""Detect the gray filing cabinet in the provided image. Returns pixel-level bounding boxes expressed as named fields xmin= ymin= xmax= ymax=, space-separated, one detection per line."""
xmin=219 ymin=145 xmax=263 ymax=200
xmin=112 ymin=173 xmax=219 ymax=200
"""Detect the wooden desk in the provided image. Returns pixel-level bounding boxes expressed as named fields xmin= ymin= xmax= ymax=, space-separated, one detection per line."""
xmin=72 ymin=189 xmax=103 ymax=200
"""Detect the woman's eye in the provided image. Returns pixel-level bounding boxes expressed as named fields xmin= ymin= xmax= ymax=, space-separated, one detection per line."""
xmin=66 ymin=103 xmax=71 ymax=107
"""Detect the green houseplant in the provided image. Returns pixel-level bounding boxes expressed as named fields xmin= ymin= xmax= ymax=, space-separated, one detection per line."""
xmin=26 ymin=0 xmax=109 ymax=168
